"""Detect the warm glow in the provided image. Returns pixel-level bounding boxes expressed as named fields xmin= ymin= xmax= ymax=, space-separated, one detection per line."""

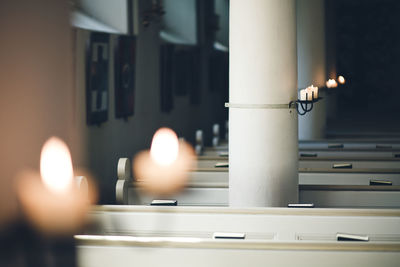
xmin=150 ymin=128 xmax=179 ymax=166
xmin=40 ymin=137 xmax=74 ymax=193
xmin=338 ymin=75 xmax=346 ymax=84
xmin=326 ymin=79 xmax=338 ymax=88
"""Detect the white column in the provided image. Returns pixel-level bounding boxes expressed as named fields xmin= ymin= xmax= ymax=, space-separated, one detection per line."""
xmin=229 ymin=0 xmax=298 ymax=207
xmin=297 ymin=0 xmax=327 ymax=140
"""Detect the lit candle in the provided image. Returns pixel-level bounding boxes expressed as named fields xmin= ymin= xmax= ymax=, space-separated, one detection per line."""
xmin=338 ymin=75 xmax=345 ymax=84
xmin=40 ymin=137 xmax=74 ymax=193
xmin=16 ymin=137 xmax=96 ymax=235
xmin=133 ymin=128 xmax=195 ymax=196
xmin=307 ymin=85 xmax=318 ymax=99
xmin=326 ymin=79 xmax=338 ymax=88
xmin=299 ymin=88 xmax=313 ymax=101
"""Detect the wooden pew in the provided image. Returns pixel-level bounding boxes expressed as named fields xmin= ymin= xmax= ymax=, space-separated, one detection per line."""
xmin=114 ymin=155 xmax=400 ymax=207
xmin=299 ymin=141 xmax=400 ymax=150
xmin=129 ymin=184 xmax=400 ymax=208
xmin=202 ymin=149 xmax=400 ymax=159
xmin=76 ymin=236 xmax=400 ymax=267
xmin=299 ymin=159 xmax=400 ymax=169
xmin=299 ymin=151 xmax=400 ymax=159
xmin=84 ymin=206 xmax=400 ymax=241
xmin=202 ymin=140 xmax=400 ymax=158
xmin=117 ymin=165 xmax=400 ymax=207
xmin=203 ymin=148 xmax=400 ymax=159
xmin=196 ymin=158 xmax=400 ymax=170
xmin=76 ymin=206 xmax=400 ymax=267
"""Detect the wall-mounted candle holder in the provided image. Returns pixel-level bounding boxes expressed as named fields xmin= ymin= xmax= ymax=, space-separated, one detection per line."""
xmin=289 ymin=91 xmax=322 ymax=115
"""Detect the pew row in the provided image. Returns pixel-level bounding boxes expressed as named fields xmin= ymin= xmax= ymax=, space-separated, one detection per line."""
xmin=196 ymin=159 xmax=400 ymax=169
xmin=76 ymin=236 xmax=400 ymax=267
xmin=204 ymin=140 xmax=400 ymax=150
xmin=299 ymin=140 xmax=400 ymax=150
xmin=115 ymin=155 xmax=400 ymax=207
xmin=199 ymin=150 xmax=400 ymax=160
xmin=77 ymin=206 xmax=400 ymax=267
xmin=128 ymin=184 xmax=400 ymax=208
xmin=203 ymin=149 xmax=400 ymax=158
xmin=84 ymin=206 xmax=400 ymax=242
xmin=116 ymin=159 xmax=400 ymax=207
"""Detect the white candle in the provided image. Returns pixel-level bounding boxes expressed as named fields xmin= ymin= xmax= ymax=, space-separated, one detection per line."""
xmin=299 ymin=88 xmax=313 ymax=101
xmin=338 ymin=75 xmax=345 ymax=84
xmin=326 ymin=79 xmax=338 ymax=88
xmin=308 ymin=85 xmax=318 ymax=99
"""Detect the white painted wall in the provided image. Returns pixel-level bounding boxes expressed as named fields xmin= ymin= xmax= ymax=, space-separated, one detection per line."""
xmin=75 ymin=0 xmax=227 ymax=203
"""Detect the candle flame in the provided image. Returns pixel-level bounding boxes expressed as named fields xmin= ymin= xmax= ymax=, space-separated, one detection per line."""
xmin=326 ymin=79 xmax=338 ymax=88
xmin=40 ymin=137 xmax=73 ymax=193
xmin=150 ymin=128 xmax=179 ymax=166
xmin=338 ymin=75 xmax=345 ymax=84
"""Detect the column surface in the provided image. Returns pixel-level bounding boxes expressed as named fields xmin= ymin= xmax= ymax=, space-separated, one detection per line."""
xmin=229 ymin=0 xmax=298 ymax=207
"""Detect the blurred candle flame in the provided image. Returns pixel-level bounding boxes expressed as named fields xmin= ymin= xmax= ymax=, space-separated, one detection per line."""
xmin=338 ymin=75 xmax=345 ymax=84
xmin=40 ymin=137 xmax=73 ymax=193
xmin=150 ymin=128 xmax=179 ymax=166
xmin=326 ymin=79 xmax=338 ymax=88
xmin=133 ymin=128 xmax=196 ymax=196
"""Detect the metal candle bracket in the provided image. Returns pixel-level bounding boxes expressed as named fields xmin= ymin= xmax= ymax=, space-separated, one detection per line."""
xmin=289 ymin=92 xmax=323 ymax=116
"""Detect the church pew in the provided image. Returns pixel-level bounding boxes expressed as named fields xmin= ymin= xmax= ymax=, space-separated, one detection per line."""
xmin=76 ymin=235 xmax=400 ymax=267
xmin=203 ymin=148 xmax=400 ymax=158
xmin=204 ymin=141 xmax=400 ymax=152
xmin=187 ymin=168 xmax=400 ymax=186
xmin=299 ymin=159 xmax=400 ymax=169
xmin=202 ymin=140 xmax=400 ymax=156
xmin=115 ymin=154 xmax=400 ymax=207
xmin=299 ymin=151 xmax=400 ymax=160
xmin=118 ymin=164 xmax=400 ymax=207
xmin=201 ymin=151 xmax=400 ymax=160
xmin=129 ymin=184 xmax=400 ymax=208
xmin=84 ymin=205 xmax=400 ymax=242
xmin=76 ymin=206 xmax=400 ymax=267
xmin=196 ymin=158 xmax=400 ymax=170
xmin=299 ymin=141 xmax=400 ymax=150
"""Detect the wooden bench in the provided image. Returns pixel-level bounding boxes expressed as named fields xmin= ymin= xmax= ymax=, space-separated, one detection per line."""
xmin=196 ymin=158 xmax=400 ymax=170
xmin=76 ymin=235 xmax=400 ymax=267
xmin=77 ymin=206 xmax=400 ymax=267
